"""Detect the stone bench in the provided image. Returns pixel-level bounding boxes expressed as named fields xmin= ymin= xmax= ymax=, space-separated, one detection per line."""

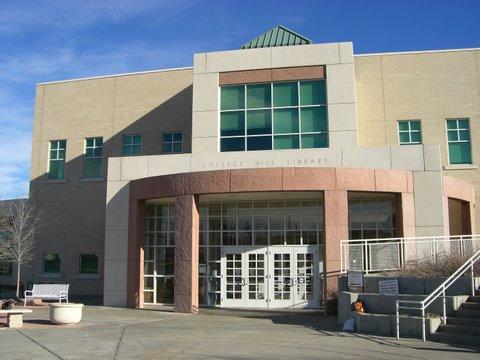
xmin=0 ymin=308 xmax=33 ymax=328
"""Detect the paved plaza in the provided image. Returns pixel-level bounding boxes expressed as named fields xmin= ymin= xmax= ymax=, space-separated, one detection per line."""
xmin=0 ymin=306 xmax=478 ymax=359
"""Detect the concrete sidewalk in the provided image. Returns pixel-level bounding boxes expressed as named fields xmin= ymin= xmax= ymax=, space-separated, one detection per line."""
xmin=0 ymin=306 xmax=478 ymax=359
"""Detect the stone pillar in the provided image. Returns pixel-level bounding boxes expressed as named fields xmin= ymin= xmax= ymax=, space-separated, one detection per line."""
xmin=174 ymin=194 xmax=200 ymax=314
xmin=127 ymin=199 xmax=145 ymax=308
xmin=324 ymin=190 xmax=348 ymax=315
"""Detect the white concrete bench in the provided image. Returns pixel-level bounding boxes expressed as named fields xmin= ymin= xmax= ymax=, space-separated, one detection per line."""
xmin=24 ymin=284 xmax=69 ymax=306
xmin=0 ymin=309 xmax=32 ymax=328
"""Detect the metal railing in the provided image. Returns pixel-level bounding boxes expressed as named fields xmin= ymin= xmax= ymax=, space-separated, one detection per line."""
xmin=340 ymin=235 xmax=480 ymax=274
xmin=395 ymin=248 xmax=480 ymax=341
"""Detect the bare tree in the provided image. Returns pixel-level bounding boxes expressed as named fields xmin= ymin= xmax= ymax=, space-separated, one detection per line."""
xmin=0 ymin=199 xmax=42 ymax=299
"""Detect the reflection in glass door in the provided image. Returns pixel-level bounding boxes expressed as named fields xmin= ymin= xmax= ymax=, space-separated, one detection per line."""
xmin=221 ymin=246 xmax=320 ymax=309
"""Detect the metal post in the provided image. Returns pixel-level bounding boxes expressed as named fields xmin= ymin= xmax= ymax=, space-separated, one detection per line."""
xmin=421 ymin=307 xmax=426 ymax=342
xmin=363 ymin=240 xmax=368 ymax=275
xmin=442 ymin=286 xmax=447 ymax=325
xmin=396 ymin=302 xmax=400 ymax=340
xmin=471 ymin=260 xmax=475 ymax=297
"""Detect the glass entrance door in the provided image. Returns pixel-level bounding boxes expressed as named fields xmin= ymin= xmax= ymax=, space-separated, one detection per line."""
xmin=220 ymin=246 xmax=321 ymax=309
xmin=269 ymin=246 xmax=320 ymax=308
xmin=220 ymin=247 xmax=267 ymax=308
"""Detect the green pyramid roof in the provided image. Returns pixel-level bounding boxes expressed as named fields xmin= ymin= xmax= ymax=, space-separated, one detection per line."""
xmin=241 ymin=25 xmax=312 ymax=49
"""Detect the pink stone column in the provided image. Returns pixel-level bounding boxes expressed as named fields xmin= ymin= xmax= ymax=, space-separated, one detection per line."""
xmin=324 ymin=190 xmax=348 ymax=315
xmin=174 ymin=194 xmax=199 ymax=314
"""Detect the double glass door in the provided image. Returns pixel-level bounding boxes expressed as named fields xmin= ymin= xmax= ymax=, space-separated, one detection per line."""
xmin=220 ymin=246 xmax=321 ymax=309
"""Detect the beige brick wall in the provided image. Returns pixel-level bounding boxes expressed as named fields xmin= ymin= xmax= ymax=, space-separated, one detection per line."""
xmin=355 ymin=49 xmax=480 ymax=229
xmin=29 ymin=69 xmax=193 ymax=296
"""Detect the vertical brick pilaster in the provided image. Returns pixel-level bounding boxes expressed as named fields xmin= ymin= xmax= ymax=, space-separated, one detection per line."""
xmin=324 ymin=190 xmax=348 ymax=315
xmin=174 ymin=194 xmax=199 ymax=314
xmin=127 ymin=199 xmax=145 ymax=308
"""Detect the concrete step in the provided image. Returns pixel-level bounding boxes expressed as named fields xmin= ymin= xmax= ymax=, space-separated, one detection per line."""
xmin=454 ymin=308 xmax=480 ymax=318
xmin=467 ymin=295 xmax=480 ymax=303
xmin=430 ymin=332 xmax=480 ymax=348
xmin=438 ymin=323 xmax=480 ymax=336
xmin=448 ymin=316 xmax=480 ymax=327
xmin=462 ymin=302 xmax=480 ymax=310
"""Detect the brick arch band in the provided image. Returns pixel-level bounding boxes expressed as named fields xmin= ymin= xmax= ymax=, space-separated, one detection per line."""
xmin=127 ymin=167 xmax=416 ymax=313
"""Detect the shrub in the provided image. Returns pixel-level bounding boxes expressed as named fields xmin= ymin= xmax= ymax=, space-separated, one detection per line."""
xmin=385 ymin=253 xmax=480 ymax=278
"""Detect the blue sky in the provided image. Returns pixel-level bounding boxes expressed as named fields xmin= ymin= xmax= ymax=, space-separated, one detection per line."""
xmin=1 ymin=0 xmax=479 ymax=199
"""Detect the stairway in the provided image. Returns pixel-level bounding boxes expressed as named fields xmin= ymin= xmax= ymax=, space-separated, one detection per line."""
xmin=430 ymin=293 xmax=480 ymax=348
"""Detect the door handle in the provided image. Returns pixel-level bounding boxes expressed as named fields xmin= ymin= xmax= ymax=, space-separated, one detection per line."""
xmin=241 ymin=277 xmax=248 ymax=286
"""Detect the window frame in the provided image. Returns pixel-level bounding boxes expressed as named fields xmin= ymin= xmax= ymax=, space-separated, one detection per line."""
xmin=43 ymin=253 xmax=61 ymax=274
xmin=162 ymin=132 xmax=183 ymax=154
xmin=122 ymin=134 xmax=142 ymax=157
xmin=0 ymin=260 xmax=13 ymax=276
xmin=83 ymin=137 xmax=103 ymax=179
xmin=79 ymin=253 xmax=99 ymax=275
xmin=219 ymin=80 xmax=328 ymax=152
xmin=397 ymin=120 xmax=422 ymax=145
xmin=445 ymin=118 xmax=472 ymax=165
xmin=48 ymin=140 xmax=67 ymax=180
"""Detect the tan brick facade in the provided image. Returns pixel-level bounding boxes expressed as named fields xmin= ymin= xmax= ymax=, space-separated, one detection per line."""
xmin=355 ymin=49 xmax=480 ymax=229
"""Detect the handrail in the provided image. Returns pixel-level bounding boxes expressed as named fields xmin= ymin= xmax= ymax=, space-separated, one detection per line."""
xmin=340 ymin=234 xmax=480 ymax=274
xmin=396 ymin=248 xmax=480 ymax=341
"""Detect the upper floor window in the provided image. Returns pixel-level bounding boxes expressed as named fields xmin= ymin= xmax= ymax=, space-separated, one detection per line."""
xmin=162 ymin=132 xmax=183 ymax=154
xmin=220 ymin=80 xmax=328 ymax=152
xmin=446 ymin=119 xmax=472 ymax=165
xmin=398 ymin=120 xmax=421 ymax=145
xmin=43 ymin=253 xmax=61 ymax=274
xmin=84 ymin=137 xmax=103 ymax=178
xmin=0 ymin=260 xmax=12 ymax=276
xmin=48 ymin=140 xmax=66 ymax=180
xmin=80 ymin=254 xmax=98 ymax=274
xmin=122 ymin=135 xmax=142 ymax=156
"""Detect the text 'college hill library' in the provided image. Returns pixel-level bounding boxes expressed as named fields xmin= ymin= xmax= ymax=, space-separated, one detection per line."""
xmin=10 ymin=26 xmax=479 ymax=314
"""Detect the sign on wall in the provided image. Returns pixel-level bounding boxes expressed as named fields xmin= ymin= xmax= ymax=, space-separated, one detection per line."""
xmin=347 ymin=271 xmax=364 ymax=288
xmin=378 ymin=279 xmax=399 ymax=296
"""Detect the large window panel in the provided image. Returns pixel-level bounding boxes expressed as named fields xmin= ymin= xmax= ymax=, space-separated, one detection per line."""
xmin=446 ymin=119 xmax=472 ymax=164
xmin=274 ymin=108 xmax=299 ymax=134
xmin=301 ymin=107 xmax=327 ymax=133
xmin=300 ymin=80 xmax=326 ymax=105
xmin=221 ymin=86 xmax=244 ymax=110
xmin=274 ymin=135 xmax=299 ymax=150
xmin=220 ymin=80 xmax=328 ymax=152
xmin=247 ymin=84 xmax=271 ymax=109
xmin=273 ymin=82 xmax=298 ymax=107
xmin=247 ymin=110 xmax=271 ymax=135
xmin=221 ymin=111 xmax=245 ymax=137
xmin=247 ymin=136 xmax=272 ymax=151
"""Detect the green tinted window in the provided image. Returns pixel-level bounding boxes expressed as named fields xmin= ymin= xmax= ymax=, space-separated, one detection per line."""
xmin=247 ymin=110 xmax=271 ymax=135
xmin=84 ymin=158 xmax=102 ymax=178
xmin=122 ymin=135 xmax=142 ymax=156
xmin=221 ymin=137 xmax=244 ymax=152
xmin=301 ymin=133 xmax=328 ymax=148
xmin=449 ymin=143 xmax=472 ymax=164
xmin=274 ymin=108 xmax=299 ymax=134
xmin=221 ymin=86 xmax=244 ymax=110
xmin=220 ymin=80 xmax=328 ymax=152
xmin=273 ymin=82 xmax=298 ymax=107
xmin=301 ymin=107 xmax=327 ymax=133
xmin=398 ymin=120 xmax=421 ymax=145
xmin=44 ymin=254 xmax=61 ymax=273
xmin=80 ymin=254 xmax=98 ymax=274
xmin=48 ymin=140 xmax=66 ymax=180
xmin=447 ymin=119 xmax=471 ymax=164
xmin=274 ymin=135 xmax=299 ymax=149
xmin=247 ymin=84 xmax=271 ymax=109
xmin=247 ymin=136 xmax=272 ymax=151
xmin=162 ymin=132 xmax=183 ymax=154
xmin=84 ymin=137 xmax=102 ymax=178
xmin=221 ymin=111 xmax=245 ymax=136
xmin=300 ymin=80 xmax=326 ymax=105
